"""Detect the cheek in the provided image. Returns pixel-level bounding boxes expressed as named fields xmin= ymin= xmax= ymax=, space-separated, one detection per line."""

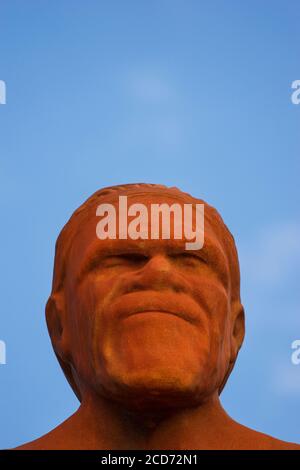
xmin=64 ymin=277 xmax=107 ymax=367
xmin=192 ymin=276 xmax=231 ymax=352
xmin=67 ymin=274 xmax=123 ymax=355
xmin=192 ymin=275 xmax=229 ymax=319
xmin=69 ymin=272 xmax=120 ymax=317
xmin=191 ymin=279 xmax=232 ymax=390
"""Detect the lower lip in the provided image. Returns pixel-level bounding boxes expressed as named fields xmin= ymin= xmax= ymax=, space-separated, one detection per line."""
xmin=125 ymin=310 xmax=186 ymax=321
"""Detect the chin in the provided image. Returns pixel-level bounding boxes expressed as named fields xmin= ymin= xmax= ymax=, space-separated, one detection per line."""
xmin=98 ymin=362 xmax=210 ymax=412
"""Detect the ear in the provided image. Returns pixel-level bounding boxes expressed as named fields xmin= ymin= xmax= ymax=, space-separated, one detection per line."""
xmin=45 ymin=292 xmax=70 ymax=364
xmin=46 ymin=293 xmax=82 ymax=402
xmin=230 ymin=301 xmax=245 ymax=363
xmin=218 ymin=301 xmax=245 ymax=395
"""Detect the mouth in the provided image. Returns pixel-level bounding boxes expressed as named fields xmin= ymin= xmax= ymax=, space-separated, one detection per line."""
xmin=106 ymin=291 xmax=202 ymax=326
xmin=125 ymin=309 xmax=187 ymax=322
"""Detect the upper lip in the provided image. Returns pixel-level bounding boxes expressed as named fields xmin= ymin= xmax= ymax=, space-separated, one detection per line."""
xmin=111 ymin=291 xmax=201 ymax=325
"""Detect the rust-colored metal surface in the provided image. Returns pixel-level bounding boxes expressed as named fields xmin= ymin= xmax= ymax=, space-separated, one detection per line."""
xmin=16 ymin=184 xmax=300 ymax=449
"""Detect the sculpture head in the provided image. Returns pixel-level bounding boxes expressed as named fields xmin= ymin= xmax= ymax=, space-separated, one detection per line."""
xmin=46 ymin=184 xmax=245 ymax=413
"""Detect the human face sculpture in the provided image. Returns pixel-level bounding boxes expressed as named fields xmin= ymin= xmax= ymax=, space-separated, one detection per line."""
xmin=47 ymin=189 xmax=244 ymax=413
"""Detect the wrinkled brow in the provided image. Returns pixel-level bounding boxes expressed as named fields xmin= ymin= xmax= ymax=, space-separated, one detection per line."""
xmin=75 ymin=236 xmax=230 ymax=287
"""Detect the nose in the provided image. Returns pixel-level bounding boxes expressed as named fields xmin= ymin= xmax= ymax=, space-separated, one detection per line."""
xmin=122 ymin=253 xmax=190 ymax=294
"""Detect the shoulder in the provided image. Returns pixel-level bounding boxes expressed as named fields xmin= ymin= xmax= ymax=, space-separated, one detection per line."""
xmin=13 ymin=429 xmax=68 ymax=450
xmin=229 ymin=420 xmax=300 ymax=450
xmin=13 ymin=413 xmax=80 ymax=450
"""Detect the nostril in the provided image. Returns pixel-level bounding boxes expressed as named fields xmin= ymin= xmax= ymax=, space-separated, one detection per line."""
xmin=124 ymin=280 xmax=147 ymax=294
xmin=173 ymin=284 xmax=183 ymax=293
xmin=131 ymin=283 xmax=145 ymax=293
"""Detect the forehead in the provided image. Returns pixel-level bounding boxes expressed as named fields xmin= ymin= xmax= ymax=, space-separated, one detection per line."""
xmin=66 ymin=191 xmax=228 ymax=266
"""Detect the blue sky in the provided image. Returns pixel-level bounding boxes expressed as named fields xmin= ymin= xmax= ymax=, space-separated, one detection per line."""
xmin=0 ymin=0 xmax=299 ymax=448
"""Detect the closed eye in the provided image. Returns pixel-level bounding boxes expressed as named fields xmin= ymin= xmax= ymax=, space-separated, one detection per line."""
xmin=100 ymin=253 xmax=148 ymax=268
xmin=170 ymin=252 xmax=206 ymax=267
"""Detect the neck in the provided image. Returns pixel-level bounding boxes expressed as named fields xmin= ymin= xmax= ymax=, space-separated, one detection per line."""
xmin=66 ymin=389 xmax=234 ymax=449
